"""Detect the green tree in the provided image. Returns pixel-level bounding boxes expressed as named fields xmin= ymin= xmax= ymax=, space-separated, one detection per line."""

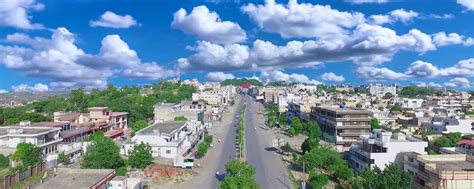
xmin=309 ymin=172 xmax=329 ymax=189
xmin=219 ymin=160 xmax=259 ymax=189
xmin=58 ymin=152 xmax=70 ymax=165
xmin=291 ymin=117 xmax=303 ymax=135
xmin=382 ymin=93 xmax=393 ymax=99
xmin=389 ymin=104 xmax=403 ymax=112
xmin=301 ymin=138 xmax=319 ymax=154
xmin=281 ymin=142 xmax=293 ymax=153
xmin=130 ymin=120 xmax=148 ymax=133
xmin=305 ymin=121 xmax=321 ymax=139
xmin=434 ymin=132 xmax=462 ymax=147
xmin=11 ymin=143 xmax=42 ymax=167
xmin=67 ymin=89 xmax=89 ymax=112
xmin=278 ymin=114 xmax=287 ymax=126
xmin=81 ymin=132 xmax=124 ymax=169
xmin=370 ymin=117 xmax=381 ymax=130
xmin=197 ymin=142 xmax=209 ymax=158
xmin=128 ymin=143 xmax=153 ymax=169
xmin=351 ymin=164 xmax=412 ymax=189
xmin=0 ymin=154 xmax=9 ymax=168
xmin=288 ymin=127 xmax=296 ymax=136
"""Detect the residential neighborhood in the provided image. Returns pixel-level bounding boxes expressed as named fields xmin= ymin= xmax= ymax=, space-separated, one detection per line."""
xmin=0 ymin=0 xmax=474 ymax=189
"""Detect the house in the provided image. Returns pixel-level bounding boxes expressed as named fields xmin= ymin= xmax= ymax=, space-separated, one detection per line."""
xmin=0 ymin=124 xmax=62 ymax=155
xmin=349 ymin=129 xmax=427 ymax=171
xmin=422 ymin=116 xmax=473 ymax=134
xmin=404 ymin=153 xmax=474 ymax=189
xmin=122 ymin=121 xmax=204 ymax=167
xmin=53 ymin=107 xmax=128 ymax=129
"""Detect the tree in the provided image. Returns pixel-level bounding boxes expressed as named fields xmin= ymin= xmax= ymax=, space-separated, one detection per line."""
xmin=309 ymin=172 xmax=329 ymax=189
xmin=197 ymin=142 xmax=209 ymax=158
xmin=0 ymin=154 xmax=9 ymax=168
xmin=58 ymin=152 xmax=70 ymax=165
xmin=128 ymin=143 xmax=153 ymax=169
xmin=281 ymin=142 xmax=293 ymax=153
xmin=382 ymin=93 xmax=393 ymax=99
xmin=220 ymin=160 xmax=259 ymax=189
xmin=371 ymin=117 xmax=381 ymax=130
xmin=301 ymin=138 xmax=319 ymax=154
xmin=434 ymin=132 xmax=462 ymax=147
xmin=81 ymin=132 xmax=124 ymax=169
xmin=291 ymin=117 xmax=303 ymax=135
xmin=11 ymin=143 xmax=42 ymax=167
xmin=389 ymin=104 xmax=403 ymax=112
xmin=130 ymin=120 xmax=148 ymax=133
xmin=350 ymin=164 xmax=412 ymax=189
xmin=287 ymin=127 xmax=296 ymax=136
xmin=305 ymin=121 xmax=321 ymax=138
xmin=278 ymin=114 xmax=287 ymax=126
xmin=67 ymin=89 xmax=89 ymax=112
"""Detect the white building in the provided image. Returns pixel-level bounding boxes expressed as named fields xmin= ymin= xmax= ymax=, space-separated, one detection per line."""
xmin=0 ymin=125 xmax=62 ymax=155
xmin=358 ymin=84 xmax=397 ymax=97
xmin=369 ymin=109 xmax=397 ymax=126
xmin=349 ymin=129 xmax=427 ymax=171
xmin=422 ymin=116 xmax=473 ymax=134
xmin=391 ymin=98 xmax=424 ymax=109
xmin=122 ymin=121 xmax=204 ymax=167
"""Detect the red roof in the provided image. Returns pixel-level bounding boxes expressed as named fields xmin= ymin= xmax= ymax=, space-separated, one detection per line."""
xmin=458 ymin=139 xmax=474 ymax=147
xmin=241 ymin=83 xmax=251 ymax=88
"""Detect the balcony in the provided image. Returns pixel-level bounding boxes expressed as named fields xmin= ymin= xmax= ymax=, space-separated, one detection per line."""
xmin=336 ymin=125 xmax=370 ymax=129
xmin=339 ymin=132 xmax=371 ymax=137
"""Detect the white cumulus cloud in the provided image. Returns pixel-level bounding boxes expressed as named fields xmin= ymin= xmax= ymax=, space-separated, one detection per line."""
xmin=320 ymin=72 xmax=345 ymax=82
xmin=206 ymin=72 xmax=235 ymax=82
xmin=345 ymin=0 xmax=391 ymax=4
xmin=433 ymin=32 xmax=474 ymax=46
xmin=172 ymin=6 xmax=246 ymax=44
xmin=458 ymin=0 xmax=474 ymax=11
xmin=90 ymin=11 xmax=138 ymax=29
xmin=0 ymin=27 xmax=174 ymax=90
xmin=444 ymin=78 xmax=472 ymax=88
xmin=12 ymin=83 xmax=48 ymax=93
xmin=0 ymin=0 xmax=44 ymax=29
xmin=259 ymin=69 xmax=322 ymax=84
xmin=370 ymin=9 xmax=419 ymax=25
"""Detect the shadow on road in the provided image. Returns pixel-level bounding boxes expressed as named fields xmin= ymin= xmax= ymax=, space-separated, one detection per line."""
xmin=265 ymin=147 xmax=278 ymax=152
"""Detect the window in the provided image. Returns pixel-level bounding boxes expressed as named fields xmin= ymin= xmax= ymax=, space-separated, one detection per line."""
xmin=166 ymin=150 xmax=171 ymax=154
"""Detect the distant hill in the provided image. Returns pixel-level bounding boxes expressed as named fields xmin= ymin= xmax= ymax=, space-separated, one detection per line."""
xmin=0 ymin=91 xmax=68 ymax=106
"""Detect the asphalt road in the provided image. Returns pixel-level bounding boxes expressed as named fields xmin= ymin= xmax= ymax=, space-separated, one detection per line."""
xmin=244 ymin=95 xmax=294 ymax=189
xmin=209 ymin=97 xmax=245 ymax=188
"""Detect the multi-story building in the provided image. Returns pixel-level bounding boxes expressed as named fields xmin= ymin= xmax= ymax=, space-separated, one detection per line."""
xmin=87 ymin=107 xmax=128 ymax=129
xmin=192 ymin=91 xmax=229 ymax=106
xmin=349 ymin=129 xmax=427 ymax=171
xmin=422 ymin=116 xmax=473 ymax=134
xmin=311 ymin=106 xmax=372 ymax=151
xmin=54 ymin=107 xmax=128 ymax=129
xmin=405 ymin=153 xmax=474 ymax=189
xmin=0 ymin=124 xmax=62 ymax=155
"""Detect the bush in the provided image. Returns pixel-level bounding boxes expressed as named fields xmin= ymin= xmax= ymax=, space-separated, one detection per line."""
xmin=116 ymin=166 xmax=127 ymax=176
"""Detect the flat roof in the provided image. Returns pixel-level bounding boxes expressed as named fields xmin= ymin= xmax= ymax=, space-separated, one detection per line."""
xmin=138 ymin=121 xmax=185 ymax=135
xmin=0 ymin=126 xmax=59 ymax=136
xmin=31 ymin=122 xmax=69 ymax=127
xmin=316 ymin=106 xmax=371 ymax=114
xmin=435 ymin=161 xmax=474 ymax=171
xmin=36 ymin=169 xmax=115 ymax=189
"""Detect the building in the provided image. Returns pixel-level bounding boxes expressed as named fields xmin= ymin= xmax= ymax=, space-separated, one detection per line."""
xmin=357 ymin=84 xmax=397 ymax=97
xmin=153 ymin=102 xmax=203 ymax=123
xmin=422 ymin=116 xmax=473 ymax=134
xmin=54 ymin=107 xmax=128 ymax=129
xmin=349 ymin=129 xmax=427 ymax=171
xmin=391 ymin=98 xmax=424 ymax=109
xmin=311 ymin=106 xmax=372 ymax=151
xmin=122 ymin=121 xmax=204 ymax=167
xmin=406 ymin=153 xmax=474 ymax=189
xmin=87 ymin=107 xmax=128 ymax=129
xmin=36 ymin=168 xmax=116 ymax=189
xmin=0 ymin=124 xmax=62 ymax=155
xmin=192 ymin=91 xmax=229 ymax=106
xmin=369 ymin=109 xmax=397 ymax=126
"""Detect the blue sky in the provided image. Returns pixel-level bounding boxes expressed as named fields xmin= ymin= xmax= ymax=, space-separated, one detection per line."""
xmin=0 ymin=0 xmax=473 ymax=92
